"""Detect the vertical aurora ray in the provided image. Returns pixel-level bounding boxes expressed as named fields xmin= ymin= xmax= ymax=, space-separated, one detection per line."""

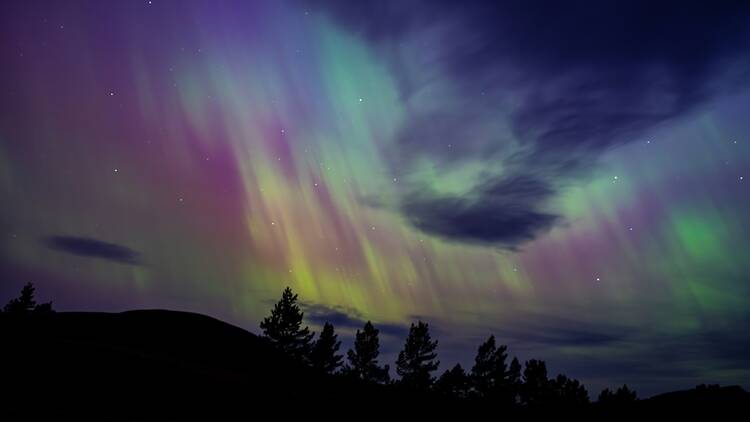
xmin=1 ymin=0 xmax=749 ymax=396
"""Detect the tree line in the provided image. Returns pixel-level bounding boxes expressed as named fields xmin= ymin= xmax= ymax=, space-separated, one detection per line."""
xmin=1 ymin=283 xmax=54 ymax=315
xmin=1 ymin=283 xmax=639 ymax=406
xmin=260 ymin=286 xmax=638 ymax=407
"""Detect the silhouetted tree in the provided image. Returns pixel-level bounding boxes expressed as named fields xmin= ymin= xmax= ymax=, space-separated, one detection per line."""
xmin=471 ymin=335 xmax=505 ymax=396
xmin=344 ymin=321 xmax=390 ymax=384
xmin=3 ymin=283 xmax=54 ymax=314
xmin=435 ymin=364 xmax=471 ymax=398
xmin=598 ymin=384 xmax=638 ymax=405
xmin=260 ymin=287 xmax=314 ymax=362
xmin=521 ymin=359 xmax=554 ymax=406
xmin=470 ymin=335 xmax=516 ymax=403
xmin=396 ymin=321 xmax=439 ymax=390
xmin=551 ymin=374 xmax=590 ymax=406
xmin=310 ymin=322 xmax=343 ymax=374
xmin=4 ymin=282 xmax=36 ymax=313
xmin=507 ymin=356 xmax=522 ymax=403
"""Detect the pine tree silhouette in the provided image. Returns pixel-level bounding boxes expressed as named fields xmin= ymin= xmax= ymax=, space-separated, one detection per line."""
xmin=435 ymin=363 xmax=471 ymax=398
xmin=470 ymin=335 xmax=515 ymax=403
xmin=395 ymin=321 xmax=439 ymax=390
xmin=310 ymin=322 xmax=343 ymax=374
xmin=3 ymin=282 xmax=54 ymax=314
xmin=507 ymin=356 xmax=522 ymax=404
xmin=259 ymin=287 xmax=314 ymax=362
xmin=521 ymin=359 xmax=553 ymax=406
xmin=344 ymin=321 xmax=390 ymax=384
xmin=551 ymin=374 xmax=590 ymax=406
xmin=615 ymin=384 xmax=637 ymax=401
xmin=4 ymin=282 xmax=37 ymax=313
xmin=598 ymin=384 xmax=638 ymax=405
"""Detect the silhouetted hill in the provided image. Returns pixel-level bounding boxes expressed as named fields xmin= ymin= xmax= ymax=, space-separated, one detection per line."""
xmin=643 ymin=384 xmax=750 ymax=408
xmin=2 ymin=310 xmax=747 ymax=419
xmin=588 ymin=384 xmax=750 ymax=416
xmin=0 ymin=310 xmax=386 ymax=419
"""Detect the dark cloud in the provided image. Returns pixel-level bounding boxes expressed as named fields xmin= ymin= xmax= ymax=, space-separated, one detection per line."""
xmin=301 ymin=302 xmax=408 ymax=338
xmin=43 ymin=236 xmax=141 ymax=265
xmin=461 ymin=312 xmax=634 ymax=349
xmin=553 ymin=323 xmax=750 ymax=396
xmin=401 ymin=175 xmax=559 ymax=248
xmin=504 ymin=312 xmax=749 ymax=395
xmin=498 ymin=324 xmax=626 ymax=348
xmin=310 ymin=0 xmax=750 ymax=247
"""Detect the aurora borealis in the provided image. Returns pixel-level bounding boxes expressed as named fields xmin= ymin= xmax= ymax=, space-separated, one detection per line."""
xmin=1 ymin=0 xmax=749 ymax=396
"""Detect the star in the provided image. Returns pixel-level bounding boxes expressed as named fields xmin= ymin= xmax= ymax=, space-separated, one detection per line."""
xmin=358 ymin=98 xmax=364 ymax=102
xmin=596 ymin=277 xmax=601 ymax=282
xmin=113 ymin=168 xmax=119 ymax=173
xmin=109 ymin=91 xmax=115 ymax=96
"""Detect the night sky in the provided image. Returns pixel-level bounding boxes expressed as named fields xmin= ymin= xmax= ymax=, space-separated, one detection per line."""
xmin=2 ymin=0 xmax=750 ymax=396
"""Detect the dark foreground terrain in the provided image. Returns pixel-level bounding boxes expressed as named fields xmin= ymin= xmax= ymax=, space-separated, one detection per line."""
xmin=1 ymin=310 xmax=747 ymax=419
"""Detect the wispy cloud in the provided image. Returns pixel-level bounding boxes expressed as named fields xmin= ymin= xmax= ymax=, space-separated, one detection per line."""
xmin=313 ymin=0 xmax=750 ymax=248
xmin=301 ymin=302 xmax=408 ymax=338
xmin=43 ymin=236 xmax=142 ymax=265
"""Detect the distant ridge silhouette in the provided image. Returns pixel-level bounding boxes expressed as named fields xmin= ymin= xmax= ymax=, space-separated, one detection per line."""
xmin=1 ymin=284 xmax=748 ymax=419
xmin=3 ymin=309 xmax=748 ymax=418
